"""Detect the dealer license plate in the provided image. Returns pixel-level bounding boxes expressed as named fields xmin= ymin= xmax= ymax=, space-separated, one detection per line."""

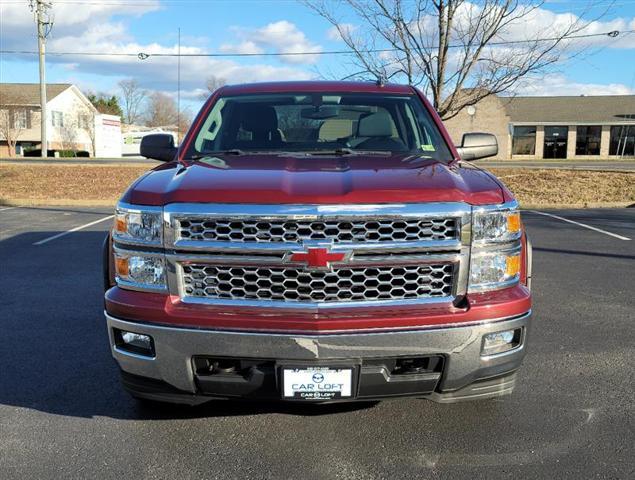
xmin=282 ymin=367 xmax=353 ymax=400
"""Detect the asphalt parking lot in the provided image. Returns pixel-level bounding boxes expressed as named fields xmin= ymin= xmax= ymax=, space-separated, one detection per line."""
xmin=0 ymin=206 xmax=633 ymax=479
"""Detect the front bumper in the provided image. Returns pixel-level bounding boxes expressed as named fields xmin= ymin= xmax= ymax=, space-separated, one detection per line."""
xmin=106 ymin=310 xmax=531 ymax=404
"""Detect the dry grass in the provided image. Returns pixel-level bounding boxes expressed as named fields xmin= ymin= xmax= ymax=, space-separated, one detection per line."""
xmin=0 ymin=164 xmax=149 ymax=203
xmin=490 ymin=168 xmax=635 ymax=207
xmin=1 ymin=163 xmax=633 ymax=207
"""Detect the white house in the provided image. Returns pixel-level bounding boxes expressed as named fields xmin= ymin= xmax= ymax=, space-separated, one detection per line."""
xmin=0 ymin=83 xmax=122 ymax=157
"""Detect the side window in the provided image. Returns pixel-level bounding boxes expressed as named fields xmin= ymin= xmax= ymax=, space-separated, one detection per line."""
xmin=13 ymin=109 xmax=29 ymax=129
xmin=52 ymin=111 xmax=64 ymax=127
xmin=408 ymin=102 xmax=441 ymax=153
xmin=403 ymin=103 xmax=423 ymax=148
xmin=194 ymin=99 xmax=225 ymax=151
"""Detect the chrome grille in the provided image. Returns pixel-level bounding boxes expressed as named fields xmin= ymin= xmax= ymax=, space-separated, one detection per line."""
xmin=181 ymin=264 xmax=454 ymax=303
xmin=177 ymin=217 xmax=458 ymax=243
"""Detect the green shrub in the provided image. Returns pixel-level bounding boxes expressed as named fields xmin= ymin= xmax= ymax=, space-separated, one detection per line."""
xmin=57 ymin=150 xmax=78 ymax=157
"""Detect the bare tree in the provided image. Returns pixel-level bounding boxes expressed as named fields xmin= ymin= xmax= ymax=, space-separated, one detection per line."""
xmin=198 ymin=75 xmax=226 ymax=101
xmin=58 ymin=114 xmax=79 ymax=154
xmin=0 ymin=109 xmax=25 ymax=157
xmin=177 ymin=108 xmax=194 ymax=142
xmin=145 ymin=92 xmax=179 ymax=127
xmin=118 ymin=79 xmax=147 ymax=125
xmin=144 ymin=92 xmax=192 ymax=141
xmin=83 ymin=113 xmax=97 ymax=157
xmin=304 ymin=0 xmax=597 ymax=119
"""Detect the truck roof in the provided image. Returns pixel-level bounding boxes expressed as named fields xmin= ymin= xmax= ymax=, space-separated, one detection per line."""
xmin=220 ymin=81 xmax=416 ymax=96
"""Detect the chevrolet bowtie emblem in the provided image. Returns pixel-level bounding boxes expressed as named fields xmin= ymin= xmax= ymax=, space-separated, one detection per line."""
xmin=284 ymin=247 xmax=351 ymax=270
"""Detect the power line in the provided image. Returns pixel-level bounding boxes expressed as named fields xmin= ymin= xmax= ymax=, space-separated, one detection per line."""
xmin=1 ymin=29 xmax=632 ymax=60
xmin=3 ymin=0 xmax=302 ymax=3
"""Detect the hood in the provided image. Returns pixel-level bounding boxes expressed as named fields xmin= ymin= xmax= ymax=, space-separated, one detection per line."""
xmin=123 ymin=154 xmax=507 ymax=206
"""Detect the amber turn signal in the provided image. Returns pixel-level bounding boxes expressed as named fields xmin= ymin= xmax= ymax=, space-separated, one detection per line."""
xmin=115 ymin=256 xmax=129 ymax=277
xmin=505 ymin=254 xmax=521 ymax=277
xmin=507 ymin=212 xmax=521 ymax=233
xmin=114 ymin=215 xmax=127 ymax=233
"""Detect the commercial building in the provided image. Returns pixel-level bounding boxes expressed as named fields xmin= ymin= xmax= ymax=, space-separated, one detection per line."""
xmin=444 ymin=94 xmax=635 ymax=160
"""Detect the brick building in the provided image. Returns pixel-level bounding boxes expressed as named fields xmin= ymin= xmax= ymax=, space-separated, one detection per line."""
xmin=443 ymin=94 xmax=635 ymax=160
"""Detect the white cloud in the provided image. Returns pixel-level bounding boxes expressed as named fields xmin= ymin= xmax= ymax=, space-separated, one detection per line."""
xmin=219 ymin=41 xmax=264 ymax=55
xmin=512 ymin=73 xmax=634 ymax=96
xmin=0 ymin=1 xmax=159 ymax=48
xmin=227 ymin=20 xmax=323 ymax=64
xmin=445 ymin=2 xmax=635 ymax=50
xmin=0 ymin=3 xmax=314 ymax=94
xmin=358 ymin=1 xmax=635 ymax=54
xmin=2 ymin=0 xmax=631 ymax=102
xmin=500 ymin=6 xmax=635 ymax=49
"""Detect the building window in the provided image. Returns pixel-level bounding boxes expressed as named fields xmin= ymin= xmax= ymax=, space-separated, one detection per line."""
xmin=52 ymin=111 xmax=64 ymax=127
xmin=78 ymin=114 xmax=91 ymax=129
xmin=512 ymin=126 xmax=536 ymax=155
xmin=575 ymin=126 xmax=601 ymax=155
xmin=609 ymin=125 xmax=635 ymax=156
xmin=13 ymin=109 xmax=28 ymax=129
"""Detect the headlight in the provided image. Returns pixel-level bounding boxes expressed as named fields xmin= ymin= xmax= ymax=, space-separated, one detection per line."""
xmin=472 ymin=205 xmax=521 ymax=243
xmin=114 ymin=250 xmax=167 ymax=292
xmin=113 ymin=204 xmax=163 ymax=246
xmin=469 ymin=249 xmax=520 ymax=292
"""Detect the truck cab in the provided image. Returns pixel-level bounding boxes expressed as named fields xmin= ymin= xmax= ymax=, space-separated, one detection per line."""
xmin=103 ymin=81 xmax=532 ymax=404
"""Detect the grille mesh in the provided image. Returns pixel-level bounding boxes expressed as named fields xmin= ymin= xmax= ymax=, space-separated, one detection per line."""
xmin=177 ymin=218 xmax=457 ymax=243
xmin=181 ymin=264 xmax=454 ymax=303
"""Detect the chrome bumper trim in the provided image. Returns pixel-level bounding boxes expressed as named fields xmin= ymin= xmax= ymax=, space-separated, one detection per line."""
xmin=106 ymin=310 xmax=531 ymax=393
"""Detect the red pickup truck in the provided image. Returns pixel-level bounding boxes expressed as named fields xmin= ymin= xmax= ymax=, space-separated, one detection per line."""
xmin=103 ymin=81 xmax=532 ymax=404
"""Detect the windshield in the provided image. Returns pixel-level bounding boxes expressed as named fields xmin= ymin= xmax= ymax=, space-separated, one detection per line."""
xmin=186 ymin=92 xmax=452 ymax=160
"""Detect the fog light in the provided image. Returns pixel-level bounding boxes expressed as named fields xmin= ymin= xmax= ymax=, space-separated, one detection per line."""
xmin=114 ymin=329 xmax=155 ymax=357
xmin=482 ymin=328 xmax=522 ymax=356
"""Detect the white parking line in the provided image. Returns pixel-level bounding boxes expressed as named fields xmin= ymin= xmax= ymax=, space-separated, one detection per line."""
xmin=33 ymin=215 xmax=114 ymax=246
xmin=0 ymin=206 xmax=16 ymax=212
xmin=527 ymin=210 xmax=631 ymax=241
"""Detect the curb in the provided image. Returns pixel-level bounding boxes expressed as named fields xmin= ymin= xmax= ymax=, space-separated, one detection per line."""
xmin=0 ymin=199 xmax=116 ymax=207
xmin=0 ymin=161 xmax=150 ymax=168
xmin=520 ymin=202 xmax=633 ymax=209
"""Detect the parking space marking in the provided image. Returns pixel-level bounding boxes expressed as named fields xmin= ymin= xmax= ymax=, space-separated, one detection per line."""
xmin=0 ymin=206 xmax=17 ymax=212
xmin=527 ymin=210 xmax=631 ymax=241
xmin=33 ymin=215 xmax=114 ymax=246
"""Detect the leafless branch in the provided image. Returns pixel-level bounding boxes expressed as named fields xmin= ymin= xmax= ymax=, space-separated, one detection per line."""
xmin=303 ymin=0 xmax=606 ymax=119
xmin=0 ymin=109 xmax=25 ymax=157
xmin=118 ymin=79 xmax=147 ymax=125
xmin=199 ymin=76 xmax=227 ymax=101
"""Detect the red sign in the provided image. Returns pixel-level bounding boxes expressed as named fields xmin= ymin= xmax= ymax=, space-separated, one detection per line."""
xmin=287 ymin=248 xmax=348 ymax=270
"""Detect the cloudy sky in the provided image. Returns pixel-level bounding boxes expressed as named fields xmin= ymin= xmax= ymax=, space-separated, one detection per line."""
xmin=1 ymin=0 xmax=634 ymax=112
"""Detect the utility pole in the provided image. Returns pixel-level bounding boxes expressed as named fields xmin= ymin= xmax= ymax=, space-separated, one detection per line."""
xmin=177 ymin=27 xmax=181 ymax=142
xmin=31 ymin=0 xmax=52 ymax=157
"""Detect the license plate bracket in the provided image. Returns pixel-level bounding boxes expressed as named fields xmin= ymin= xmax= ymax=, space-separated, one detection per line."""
xmin=280 ymin=365 xmax=356 ymax=400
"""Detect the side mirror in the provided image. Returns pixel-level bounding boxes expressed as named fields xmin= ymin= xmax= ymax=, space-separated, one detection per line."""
xmin=455 ymin=132 xmax=498 ymax=161
xmin=140 ymin=134 xmax=177 ymax=162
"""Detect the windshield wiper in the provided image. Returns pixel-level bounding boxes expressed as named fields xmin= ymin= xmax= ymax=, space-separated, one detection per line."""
xmin=304 ymin=148 xmax=390 ymax=156
xmin=186 ymin=149 xmax=245 ymax=159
